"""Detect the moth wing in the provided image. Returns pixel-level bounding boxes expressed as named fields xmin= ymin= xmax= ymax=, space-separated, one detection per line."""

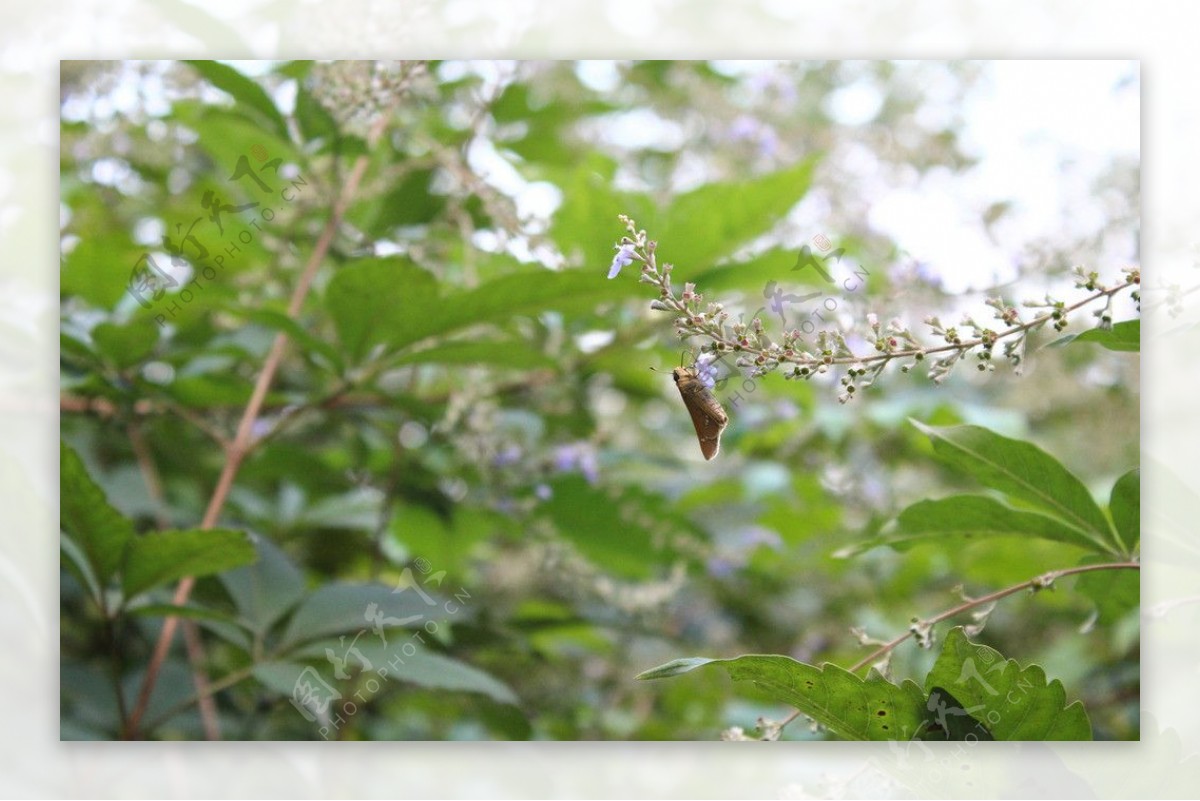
xmin=678 ymin=382 xmax=728 ymax=460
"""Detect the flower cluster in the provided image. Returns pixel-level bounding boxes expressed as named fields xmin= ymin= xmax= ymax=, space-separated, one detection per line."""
xmin=608 ymin=215 xmax=1140 ymax=404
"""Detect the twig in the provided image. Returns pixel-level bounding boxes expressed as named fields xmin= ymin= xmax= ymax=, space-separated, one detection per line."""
xmin=777 ymin=560 xmax=1140 ymax=732
xmin=123 ymin=110 xmax=395 ymax=739
xmin=126 ymin=421 xmax=223 ymax=740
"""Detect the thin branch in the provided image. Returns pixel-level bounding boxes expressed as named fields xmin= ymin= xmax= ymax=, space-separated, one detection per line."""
xmin=778 ymin=560 xmax=1140 ymax=732
xmin=123 ymin=110 xmax=395 ymax=740
xmin=139 ymin=664 xmax=257 ymax=735
xmin=126 ymin=421 xmax=223 ymax=740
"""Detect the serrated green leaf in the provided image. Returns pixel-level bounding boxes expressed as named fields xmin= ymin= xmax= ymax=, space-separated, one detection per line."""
xmin=925 ymin=627 xmax=1092 ymax=740
xmin=910 ymin=422 xmax=1118 ymax=554
xmin=1109 ymin=468 xmax=1139 ymax=555
xmin=185 ymin=60 xmax=289 ymax=140
xmin=60 ymin=441 xmax=135 ymax=587
xmin=122 ymin=528 xmax=256 ymax=599
xmin=924 ymin=686 xmax=995 ymax=740
xmin=842 ymin=494 xmax=1112 ymax=557
xmin=637 ymin=653 xmax=928 ymax=741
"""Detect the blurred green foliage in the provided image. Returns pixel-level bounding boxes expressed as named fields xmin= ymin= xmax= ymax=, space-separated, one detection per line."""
xmin=60 ymin=60 xmax=1138 ymax=740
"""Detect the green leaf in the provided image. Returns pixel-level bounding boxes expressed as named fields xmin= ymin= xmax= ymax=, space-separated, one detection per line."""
xmin=325 ymin=256 xmax=646 ymax=362
xmin=91 ymin=320 xmax=159 ymax=369
xmin=924 ymin=627 xmax=1092 ymax=740
xmin=1075 ymin=558 xmax=1140 ymax=625
xmin=1109 ymin=468 xmax=1140 ymax=554
xmin=60 ymin=441 xmax=135 ymax=587
xmin=390 ymin=340 xmax=556 ymax=370
xmin=278 ymin=582 xmax=446 ymax=651
xmin=122 ymin=528 xmax=257 ymax=599
xmin=841 ymin=494 xmax=1113 ymax=557
xmin=658 ymin=158 xmax=818 ymax=272
xmin=924 ymin=686 xmax=994 ymax=740
xmin=294 ymin=85 xmax=339 ymax=145
xmin=265 ymin=640 xmax=520 ymax=707
xmin=61 ymin=228 xmax=143 ymax=310
xmin=60 ymin=533 xmax=100 ymax=601
xmin=218 ymin=536 xmax=306 ymax=636
xmin=124 ymin=602 xmax=246 ymax=626
xmin=349 ymin=168 xmax=448 ymax=234
xmin=167 ymin=373 xmax=256 ymax=407
xmin=910 ymin=422 xmax=1118 ymax=554
xmin=541 ymin=476 xmax=703 ymax=579
xmin=637 ymin=654 xmax=928 ymax=741
xmin=551 ymin=156 xmax=817 ymax=272
xmin=325 ymin=256 xmax=439 ymax=362
xmin=1050 ymin=319 xmax=1140 ymax=352
xmin=238 ymin=308 xmax=345 ymax=375
xmin=185 ymin=60 xmax=289 ymax=140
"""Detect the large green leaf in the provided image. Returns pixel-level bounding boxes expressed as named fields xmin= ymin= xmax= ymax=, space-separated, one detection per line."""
xmin=60 ymin=441 xmax=135 ymax=587
xmin=1050 ymin=319 xmax=1140 ymax=352
xmin=122 ymin=528 xmax=256 ymax=599
xmin=1109 ymin=468 xmax=1140 ymax=555
xmin=286 ymin=637 xmax=520 ymax=706
xmin=551 ymin=156 xmax=817 ymax=273
xmin=325 ymin=256 xmax=646 ymax=362
xmin=658 ymin=158 xmax=818 ymax=273
xmin=278 ymin=582 xmax=445 ymax=651
xmin=924 ymin=627 xmax=1092 ymax=740
xmin=219 ymin=536 xmax=307 ymax=636
xmin=841 ymin=494 xmax=1113 ymax=557
xmin=185 ymin=60 xmax=289 ymax=140
xmin=541 ymin=476 xmax=703 ymax=579
xmin=325 ymin=256 xmax=439 ymax=361
xmin=910 ymin=422 xmax=1118 ymax=554
xmin=637 ymin=654 xmax=928 ymax=741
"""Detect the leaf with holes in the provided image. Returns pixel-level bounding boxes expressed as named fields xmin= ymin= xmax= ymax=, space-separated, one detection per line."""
xmin=637 ymin=654 xmax=927 ymax=741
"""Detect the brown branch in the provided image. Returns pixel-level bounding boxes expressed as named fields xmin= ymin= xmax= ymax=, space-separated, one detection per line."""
xmin=777 ymin=560 xmax=1141 ymax=732
xmin=126 ymin=421 xmax=222 ymax=740
xmin=123 ymin=110 xmax=395 ymax=739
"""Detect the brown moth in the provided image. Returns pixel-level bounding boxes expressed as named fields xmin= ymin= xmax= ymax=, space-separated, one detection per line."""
xmin=671 ymin=365 xmax=728 ymax=461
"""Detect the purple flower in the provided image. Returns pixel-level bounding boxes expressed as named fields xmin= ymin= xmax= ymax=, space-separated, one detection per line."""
xmin=552 ymin=442 xmax=600 ymax=484
xmin=694 ymin=352 xmax=718 ymax=390
xmin=493 ymin=443 xmax=523 ymax=467
xmin=608 ymin=243 xmax=636 ymax=279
